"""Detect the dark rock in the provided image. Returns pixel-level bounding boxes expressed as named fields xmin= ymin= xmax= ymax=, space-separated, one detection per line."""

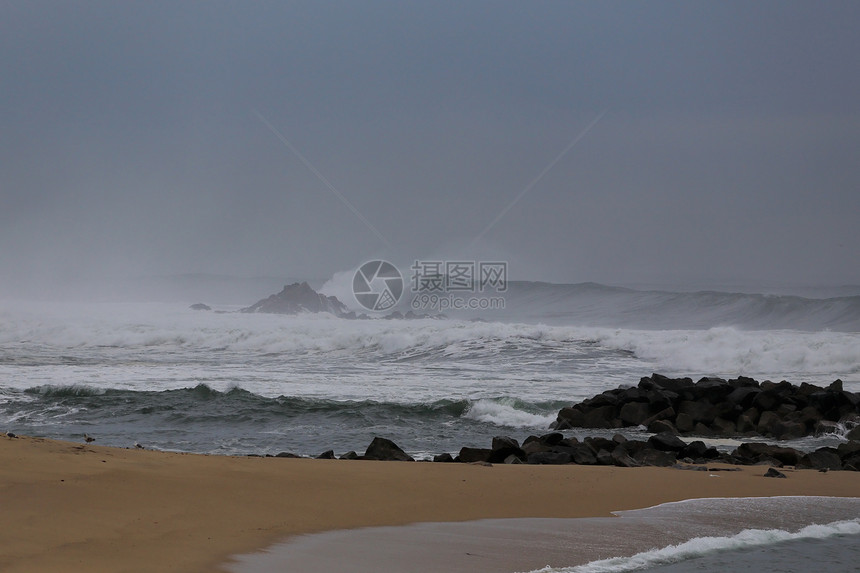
xmin=752 ymin=390 xmax=782 ymax=412
xmin=364 ymin=437 xmax=414 ymax=461
xmin=433 ymin=453 xmax=455 ymax=463
xmin=584 ymin=437 xmax=617 ymax=454
xmin=836 ymin=441 xmax=860 ymax=460
xmin=241 ymin=282 xmax=349 ymax=316
xmin=647 ymin=374 xmax=695 ymax=392
xmin=489 ymin=436 xmax=526 ymax=463
xmin=596 ymin=449 xmax=615 ymax=465
xmin=522 ymin=440 xmax=550 ymax=456
xmin=648 ymin=432 xmax=687 ymax=452
xmin=275 ymin=452 xmax=301 ymax=458
xmin=316 ymin=450 xmax=335 ymax=459
xmin=539 ymin=432 xmax=566 ymax=446
xmin=734 ymin=443 xmax=802 ymax=466
xmin=642 ymin=407 xmax=676 ymax=428
xmin=619 ymin=402 xmax=651 ymax=426
xmin=340 ymin=451 xmax=359 ymax=460
xmin=797 ymin=448 xmax=842 ymax=471
xmin=711 ymin=417 xmax=737 ymax=436
xmin=772 ymin=421 xmax=807 ymax=440
xmin=728 ymin=376 xmax=760 ymax=388
xmin=581 ymin=405 xmax=619 ymax=429
xmin=828 ymin=379 xmax=843 ymax=392
xmin=503 ymin=454 xmax=523 ymax=464
xmin=693 ymin=423 xmax=713 ymax=436
xmin=492 ymin=436 xmax=520 ymax=450
xmin=675 ymin=413 xmax=695 ymax=433
xmin=680 ymin=441 xmax=714 ymax=460
xmin=647 ymin=419 xmax=678 ymax=435
xmin=677 ymin=400 xmax=716 ymax=425
xmin=814 ymin=420 xmax=842 ymax=437
xmin=527 ymin=451 xmax=572 ymax=465
xmin=610 ymin=446 xmax=640 ymax=467
xmin=635 ymin=448 xmax=677 ymax=467
xmin=764 ymin=467 xmax=787 ymax=478
xmin=619 ymin=439 xmax=649 ymax=457
xmin=569 ymin=444 xmax=598 ymax=465
xmin=458 ymin=447 xmax=492 ymax=464
xmin=189 ymin=303 xmax=211 ymax=311
xmin=756 ymin=411 xmax=782 ymax=436
xmin=846 ymin=426 xmax=860 ymax=441
xmin=553 ymin=408 xmax=582 ymax=430
xmin=736 ymin=414 xmax=757 ymax=434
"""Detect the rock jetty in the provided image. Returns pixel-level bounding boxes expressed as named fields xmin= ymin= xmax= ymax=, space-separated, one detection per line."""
xmin=552 ymin=373 xmax=859 ymax=441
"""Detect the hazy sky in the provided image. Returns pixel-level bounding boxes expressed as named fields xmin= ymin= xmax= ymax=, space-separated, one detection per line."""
xmin=2 ymin=1 xmax=859 ymax=293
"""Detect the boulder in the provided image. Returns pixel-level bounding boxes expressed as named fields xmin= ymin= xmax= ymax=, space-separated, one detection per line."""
xmin=364 ymin=437 xmax=414 ymax=461
xmin=595 ymin=449 xmax=615 ymax=466
xmin=458 ymin=447 xmax=493 ymax=463
xmin=635 ymin=448 xmax=677 ymax=467
xmin=797 ymin=448 xmax=842 ymax=471
xmin=568 ymin=444 xmax=598 ymax=465
xmin=734 ymin=443 xmax=802 ymax=467
xmin=764 ymin=467 xmax=787 ymax=478
xmin=527 ymin=451 xmax=572 ymax=465
xmin=610 ymin=446 xmax=640 ymax=467
xmin=677 ymin=400 xmax=716 ymax=425
xmin=813 ymin=420 xmax=842 ymax=437
xmin=648 ymin=432 xmax=687 ymax=452
xmin=316 ymin=450 xmax=335 ymax=459
xmin=771 ymin=421 xmax=807 ymax=440
xmin=433 ymin=453 xmax=455 ymax=463
xmin=711 ymin=417 xmax=737 ymax=436
xmin=675 ymin=413 xmax=695 ymax=433
xmin=619 ymin=402 xmax=651 ymax=426
xmin=489 ymin=436 xmax=526 ymax=463
xmin=645 ymin=374 xmax=695 ymax=393
xmin=647 ymin=419 xmax=678 ymax=435
xmin=189 ymin=303 xmax=211 ymax=311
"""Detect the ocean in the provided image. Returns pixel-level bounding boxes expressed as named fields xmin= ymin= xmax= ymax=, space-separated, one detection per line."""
xmin=1 ymin=280 xmax=859 ymax=458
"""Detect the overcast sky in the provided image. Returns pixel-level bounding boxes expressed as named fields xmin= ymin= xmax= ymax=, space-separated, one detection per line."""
xmin=2 ymin=1 xmax=859 ymax=294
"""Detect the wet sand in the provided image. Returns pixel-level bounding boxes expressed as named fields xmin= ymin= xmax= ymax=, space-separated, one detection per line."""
xmin=2 ymin=435 xmax=858 ymax=573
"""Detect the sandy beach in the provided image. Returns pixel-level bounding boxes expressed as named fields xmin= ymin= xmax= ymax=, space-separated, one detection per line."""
xmin=2 ymin=435 xmax=859 ymax=573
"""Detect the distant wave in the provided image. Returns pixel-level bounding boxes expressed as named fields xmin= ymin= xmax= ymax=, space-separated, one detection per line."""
xmin=2 ymin=301 xmax=859 ymax=387
xmin=496 ymin=281 xmax=860 ymax=331
xmin=529 ymin=519 xmax=860 ymax=573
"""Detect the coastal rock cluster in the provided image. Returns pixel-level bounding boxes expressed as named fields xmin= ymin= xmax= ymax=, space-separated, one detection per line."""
xmin=552 ymin=373 xmax=860 ymax=441
xmin=240 ymin=282 xmax=350 ymax=316
xmin=274 ymin=431 xmax=860 ymax=472
xmin=258 ymin=376 xmax=860 ymax=472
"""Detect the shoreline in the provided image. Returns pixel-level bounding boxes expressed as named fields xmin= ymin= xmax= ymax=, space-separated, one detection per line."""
xmin=2 ymin=436 xmax=859 ymax=573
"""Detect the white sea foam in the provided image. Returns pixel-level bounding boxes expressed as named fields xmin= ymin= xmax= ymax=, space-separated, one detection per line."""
xmin=525 ymin=519 xmax=860 ymax=573
xmin=463 ymin=398 xmax=557 ymax=428
xmin=1 ymin=302 xmax=858 ymax=403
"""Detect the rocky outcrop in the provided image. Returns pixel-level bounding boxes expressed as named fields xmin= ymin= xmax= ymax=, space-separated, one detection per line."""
xmin=363 ymin=437 xmax=414 ymax=461
xmin=241 ymin=282 xmax=349 ymax=316
xmin=553 ymin=374 xmax=859 ymax=440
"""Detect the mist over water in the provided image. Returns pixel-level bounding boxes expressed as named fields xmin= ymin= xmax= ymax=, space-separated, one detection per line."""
xmin=2 ymin=276 xmax=858 ymax=456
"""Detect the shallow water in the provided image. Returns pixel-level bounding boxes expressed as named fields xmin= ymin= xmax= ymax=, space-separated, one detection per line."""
xmin=224 ymin=497 xmax=860 ymax=573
